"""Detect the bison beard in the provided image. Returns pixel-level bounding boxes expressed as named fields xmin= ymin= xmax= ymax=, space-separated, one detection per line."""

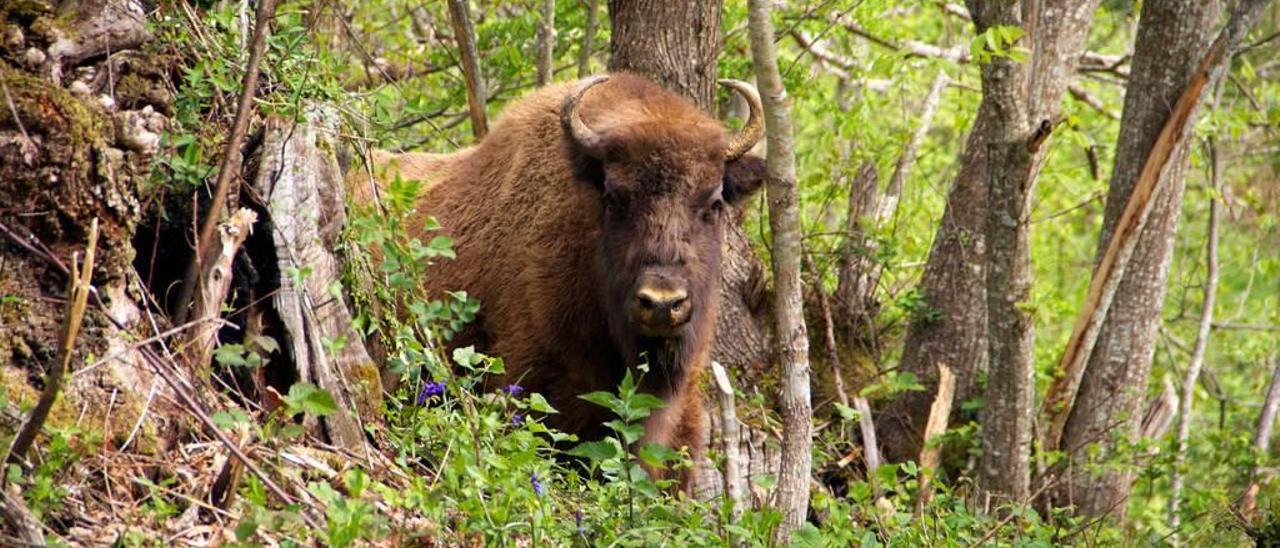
xmin=355 ymin=73 xmax=765 ymax=492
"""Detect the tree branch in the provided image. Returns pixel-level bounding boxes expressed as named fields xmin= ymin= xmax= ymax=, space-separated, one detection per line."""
xmin=1168 ymin=139 xmax=1221 ymax=537
xmin=173 ymin=0 xmax=277 ymax=325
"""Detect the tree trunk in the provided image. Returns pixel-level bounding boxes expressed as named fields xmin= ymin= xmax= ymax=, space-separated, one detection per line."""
xmin=447 ymin=0 xmax=488 ymax=138
xmin=578 ymin=0 xmax=600 ymax=78
xmin=1058 ymin=0 xmax=1270 ymax=518
xmin=970 ymin=0 xmax=1035 ymax=505
xmin=746 ymin=0 xmax=812 ymax=538
xmin=607 ymin=0 xmax=723 ymax=112
xmin=879 ymin=0 xmax=1102 ymax=468
xmin=536 ymin=0 xmax=555 ymax=86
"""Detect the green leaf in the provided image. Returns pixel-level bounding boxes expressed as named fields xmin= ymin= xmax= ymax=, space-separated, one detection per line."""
xmin=579 ymin=391 xmax=622 ymax=413
xmin=789 ymin=523 xmax=824 ymax=547
xmin=637 ymin=443 xmax=679 ymax=468
xmin=566 ymin=439 xmax=621 ymax=461
xmin=628 ymin=393 xmax=667 ymax=413
xmin=525 ymin=393 xmax=558 ymax=414
xmin=284 ymin=382 xmax=338 ymax=417
xmin=213 ymin=344 xmax=250 ymax=368
xmin=210 ymin=409 xmax=251 ymax=430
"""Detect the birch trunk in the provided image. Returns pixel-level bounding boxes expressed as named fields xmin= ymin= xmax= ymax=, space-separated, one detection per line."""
xmin=745 ymin=0 xmax=812 ymax=538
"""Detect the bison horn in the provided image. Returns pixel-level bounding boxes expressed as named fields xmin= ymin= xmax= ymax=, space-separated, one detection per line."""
xmin=718 ymin=79 xmax=764 ymax=160
xmin=561 ymin=75 xmax=610 ymax=158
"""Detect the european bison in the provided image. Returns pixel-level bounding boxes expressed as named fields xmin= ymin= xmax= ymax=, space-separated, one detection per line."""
xmin=356 ymin=73 xmax=765 ymax=489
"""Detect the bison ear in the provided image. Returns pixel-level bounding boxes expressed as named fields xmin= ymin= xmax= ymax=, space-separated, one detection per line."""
xmin=723 ymin=155 xmax=766 ymax=206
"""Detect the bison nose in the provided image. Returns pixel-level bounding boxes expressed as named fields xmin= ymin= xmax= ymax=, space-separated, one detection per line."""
xmin=634 ymin=284 xmax=691 ymax=332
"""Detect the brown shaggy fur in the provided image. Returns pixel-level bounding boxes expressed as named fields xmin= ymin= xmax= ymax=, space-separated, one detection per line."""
xmin=351 ymin=73 xmax=765 ymax=490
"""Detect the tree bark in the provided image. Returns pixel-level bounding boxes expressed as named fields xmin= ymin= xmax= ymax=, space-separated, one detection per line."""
xmin=447 ymin=0 xmax=488 ymax=138
xmin=578 ymin=0 xmax=600 ymax=78
xmin=607 ymin=0 xmax=723 ymax=113
xmin=968 ymin=0 xmax=1035 ymax=506
xmin=536 ymin=0 xmax=555 ymax=86
xmin=879 ymin=0 xmax=1102 ymax=468
xmin=1056 ymin=0 xmax=1273 ymax=518
xmin=745 ymin=0 xmax=812 ymax=538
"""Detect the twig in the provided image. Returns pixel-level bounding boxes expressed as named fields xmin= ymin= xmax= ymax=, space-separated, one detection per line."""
xmin=4 ymin=219 xmax=98 ymax=467
xmin=1068 ymin=83 xmax=1118 ymax=120
xmin=1 ymin=81 xmax=36 ymax=166
xmin=808 ymin=254 xmax=849 ymax=409
xmin=877 ymin=72 xmax=947 ymax=225
xmin=1168 ymin=141 xmax=1220 ymax=535
xmin=173 ymin=0 xmax=277 ymax=325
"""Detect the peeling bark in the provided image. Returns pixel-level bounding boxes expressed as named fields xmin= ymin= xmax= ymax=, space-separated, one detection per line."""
xmin=252 ymin=107 xmax=381 ymax=452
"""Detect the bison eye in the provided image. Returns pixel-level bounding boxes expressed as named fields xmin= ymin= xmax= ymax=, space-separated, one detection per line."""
xmin=700 ymin=198 xmax=724 ymax=224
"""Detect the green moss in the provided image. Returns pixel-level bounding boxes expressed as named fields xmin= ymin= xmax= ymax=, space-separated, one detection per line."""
xmin=0 ymin=0 xmax=53 ymax=23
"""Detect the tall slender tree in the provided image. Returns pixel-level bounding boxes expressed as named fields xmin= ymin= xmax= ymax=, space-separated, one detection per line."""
xmin=745 ymin=0 xmax=812 ymax=537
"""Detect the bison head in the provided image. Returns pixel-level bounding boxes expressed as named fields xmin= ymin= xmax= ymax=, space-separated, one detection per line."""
xmin=560 ymin=75 xmax=766 ymax=378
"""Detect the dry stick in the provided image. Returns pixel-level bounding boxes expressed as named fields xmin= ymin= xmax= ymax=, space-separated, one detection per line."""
xmin=577 ymin=0 xmax=599 ymax=78
xmin=4 ymin=219 xmax=98 ymax=467
xmin=1240 ymin=357 xmax=1280 ymax=519
xmin=141 ymin=346 xmax=324 ymax=531
xmin=1067 ymin=83 xmax=1118 ymax=120
xmin=917 ymin=362 xmax=956 ymax=510
xmin=710 ymin=361 xmax=745 ymax=524
xmin=1168 ymin=142 xmax=1222 ymax=537
xmin=447 ymin=0 xmax=488 ymax=138
xmin=173 ymin=0 xmax=277 ymax=325
xmin=183 ymin=208 xmax=258 ymax=372
xmin=536 ymin=0 xmax=555 ymax=86
xmin=1039 ymin=7 xmax=1257 ymax=451
xmin=852 ymin=396 xmax=884 ymax=499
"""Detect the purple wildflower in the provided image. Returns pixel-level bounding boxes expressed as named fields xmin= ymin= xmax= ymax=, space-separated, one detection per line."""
xmin=503 ymin=384 xmax=524 ymax=397
xmin=417 ymin=380 xmax=446 ymax=404
xmin=530 ymin=471 xmax=545 ymax=496
xmin=575 ymin=509 xmax=585 ymax=535
xmin=511 ymin=412 xmax=525 ymax=426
